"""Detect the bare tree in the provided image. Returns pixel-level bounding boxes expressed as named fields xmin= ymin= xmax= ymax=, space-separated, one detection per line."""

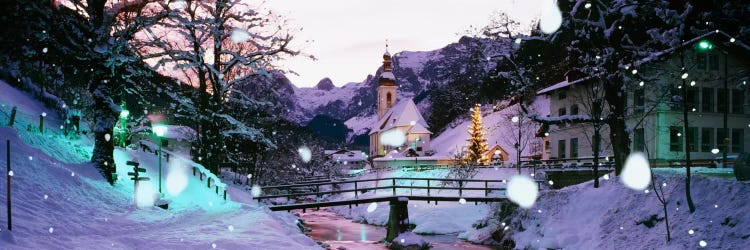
xmin=134 ymin=0 xmax=305 ymax=173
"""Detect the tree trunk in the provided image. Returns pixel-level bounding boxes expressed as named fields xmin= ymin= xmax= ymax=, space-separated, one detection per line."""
xmin=681 ymin=77 xmax=696 ymax=213
xmin=90 ymin=83 xmax=117 ymax=184
xmin=593 ymin=128 xmax=600 ymax=188
xmin=604 ymin=84 xmax=630 ymax=176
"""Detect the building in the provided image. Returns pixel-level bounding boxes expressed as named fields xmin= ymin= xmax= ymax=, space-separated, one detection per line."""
xmin=324 ymin=149 xmax=367 ymax=169
xmin=369 ymin=45 xmax=433 ymax=157
xmin=539 ymin=31 xmax=750 ymax=163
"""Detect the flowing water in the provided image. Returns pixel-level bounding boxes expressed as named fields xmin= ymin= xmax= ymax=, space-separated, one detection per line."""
xmin=299 ymin=209 xmax=499 ymax=250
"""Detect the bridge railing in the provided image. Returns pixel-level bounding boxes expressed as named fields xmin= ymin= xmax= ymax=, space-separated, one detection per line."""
xmin=254 ymin=177 xmax=539 ymax=205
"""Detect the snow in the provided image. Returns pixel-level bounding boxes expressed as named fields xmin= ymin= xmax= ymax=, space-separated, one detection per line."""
xmin=0 ymin=80 xmax=319 ymax=249
xmin=507 ymin=175 xmax=539 ymax=208
xmin=539 ymin=0 xmax=562 ymax=34
xmin=621 ymin=152 xmax=652 ymax=190
xmin=462 ymin=171 xmax=750 ymax=249
xmin=379 ymin=129 xmax=406 ymax=146
xmin=298 ymin=146 xmax=312 ymax=163
xmin=430 ymin=98 xmax=547 ymax=161
xmin=326 ymin=167 xmax=540 ymax=235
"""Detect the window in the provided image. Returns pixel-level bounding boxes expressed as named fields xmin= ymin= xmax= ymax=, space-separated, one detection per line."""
xmin=697 ymin=54 xmax=707 ymax=69
xmin=669 ymin=126 xmax=683 ymax=152
xmin=670 ymin=86 xmax=681 ymax=111
xmin=702 ymin=88 xmax=714 ymax=112
xmin=709 ymin=54 xmax=719 ymax=70
xmin=717 ymin=128 xmax=727 ymax=152
xmin=717 ymin=89 xmax=727 ymax=113
xmin=634 ymin=128 xmax=645 ymax=152
xmin=558 ymin=108 xmax=566 ymax=128
xmin=558 ymin=91 xmax=567 ymax=100
xmin=687 ymin=89 xmax=698 ymax=111
xmin=701 ymin=128 xmax=714 ymax=152
xmin=570 ymin=138 xmax=579 ymax=159
xmin=386 ymin=92 xmax=392 ymax=108
xmin=545 ymin=140 xmax=550 ymax=151
xmin=634 ymin=89 xmax=645 ymax=113
xmin=571 ymin=104 xmax=579 ymax=115
xmin=731 ymin=129 xmax=744 ymax=153
xmin=687 ymin=127 xmax=698 ymax=152
xmin=732 ymin=90 xmax=744 ymax=114
xmin=417 ymin=147 xmax=423 ymax=152
xmin=558 ymin=140 xmax=566 ymax=159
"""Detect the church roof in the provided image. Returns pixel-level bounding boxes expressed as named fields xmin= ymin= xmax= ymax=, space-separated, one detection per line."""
xmin=369 ymin=99 xmax=430 ymax=135
xmin=407 ymin=122 xmax=432 ymax=134
xmin=381 ymin=72 xmax=396 ymax=81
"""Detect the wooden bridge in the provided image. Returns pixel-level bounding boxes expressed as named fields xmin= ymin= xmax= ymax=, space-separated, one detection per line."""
xmin=253 ymin=177 xmax=537 ymax=242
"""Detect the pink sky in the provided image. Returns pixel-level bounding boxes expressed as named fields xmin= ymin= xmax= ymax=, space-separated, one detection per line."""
xmin=264 ymin=0 xmax=544 ymax=87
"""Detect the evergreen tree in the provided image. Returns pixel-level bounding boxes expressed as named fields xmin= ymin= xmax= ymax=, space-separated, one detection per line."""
xmin=466 ymin=103 xmax=489 ymax=165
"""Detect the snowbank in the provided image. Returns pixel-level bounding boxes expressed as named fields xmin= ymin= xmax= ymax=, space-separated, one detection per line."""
xmin=0 ymin=80 xmax=319 ymax=249
xmin=462 ymin=172 xmax=750 ymax=249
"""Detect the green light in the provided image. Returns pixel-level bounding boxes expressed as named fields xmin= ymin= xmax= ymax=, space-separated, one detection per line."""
xmin=698 ymin=40 xmax=713 ymax=50
xmin=120 ymin=110 xmax=130 ymax=118
xmin=153 ymin=124 xmax=168 ymax=137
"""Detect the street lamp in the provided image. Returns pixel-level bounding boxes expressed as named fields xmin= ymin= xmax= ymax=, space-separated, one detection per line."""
xmin=152 ymin=124 xmax=168 ymax=194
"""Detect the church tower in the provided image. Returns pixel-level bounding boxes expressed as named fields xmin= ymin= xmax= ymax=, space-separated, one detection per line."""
xmin=377 ymin=42 xmax=397 ymax=119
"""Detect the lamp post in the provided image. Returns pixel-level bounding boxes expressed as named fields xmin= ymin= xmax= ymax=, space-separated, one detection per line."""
xmin=119 ymin=109 xmax=129 ymax=147
xmin=152 ymin=124 xmax=168 ymax=194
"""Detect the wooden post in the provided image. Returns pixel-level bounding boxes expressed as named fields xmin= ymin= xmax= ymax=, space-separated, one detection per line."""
xmin=193 ymin=167 xmax=196 ymax=176
xmin=392 ymin=179 xmax=396 ymax=196
xmin=207 ymin=177 xmax=211 ymax=188
xmin=485 ymin=181 xmax=488 ymax=196
xmin=223 ymin=189 xmax=227 ymax=200
xmin=354 ymin=181 xmax=358 ymax=199
xmin=459 ymin=180 xmax=463 ymax=197
xmin=8 ymin=107 xmax=16 ymax=126
xmin=7 ymin=140 xmax=12 ymax=231
xmin=386 ymin=197 xmax=410 ymax=242
xmin=215 ymin=186 xmax=218 ymax=194
xmin=427 ymin=179 xmax=430 ymax=196
xmin=39 ymin=114 xmax=44 ymax=133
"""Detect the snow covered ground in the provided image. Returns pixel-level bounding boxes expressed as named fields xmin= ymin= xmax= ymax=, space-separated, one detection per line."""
xmin=0 ymin=80 xmax=319 ymax=249
xmin=462 ymin=169 xmax=750 ymax=249
xmin=430 ymin=96 xmax=548 ymax=160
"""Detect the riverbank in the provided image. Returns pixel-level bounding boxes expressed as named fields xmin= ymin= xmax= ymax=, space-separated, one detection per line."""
xmin=299 ymin=209 xmax=500 ymax=250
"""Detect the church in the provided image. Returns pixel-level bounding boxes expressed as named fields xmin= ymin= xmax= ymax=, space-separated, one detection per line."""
xmin=369 ymin=46 xmax=432 ymax=157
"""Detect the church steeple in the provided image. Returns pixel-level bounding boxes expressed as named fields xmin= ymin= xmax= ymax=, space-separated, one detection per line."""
xmin=377 ymin=40 xmax=397 ymax=119
xmin=379 ymin=40 xmax=395 ymax=86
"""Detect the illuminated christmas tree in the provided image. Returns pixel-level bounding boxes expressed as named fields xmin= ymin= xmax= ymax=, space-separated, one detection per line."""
xmin=466 ymin=103 xmax=489 ymax=165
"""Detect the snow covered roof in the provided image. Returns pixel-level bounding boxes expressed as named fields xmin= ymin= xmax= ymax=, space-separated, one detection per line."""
xmin=383 ymin=50 xmax=391 ymax=57
xmin=369 ymin=99 xmax=430 ymax=135
xmin=634 ymin=30 xmax=750 ymax=67
xmin=131 ymin=125 xmax=197 ymax=141
xmin=407 ymin=122 xmax=432 ymax=134
xmin=381 ymin=71 xmax=396 ymax=81
xmin=536 ymin=77 xmax=590 ymax=95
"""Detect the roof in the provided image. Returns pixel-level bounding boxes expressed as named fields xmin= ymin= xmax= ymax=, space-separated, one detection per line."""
xmin=634 ymin=30 xmax=750 ymax=67
xmin=407 ymin=122 xmax=432 ymax=134
xmin=369 ymin=99 xmax=430 ymax=135
xmin=536 ymin=77 xmax=589 ymax=95
xmin=381 ymin=72 xmax=396 ymax=81
xmin=131 ymin=125 xmax=197 ymax=141
xmin=537 ymin=30 xmax=749 ymax=95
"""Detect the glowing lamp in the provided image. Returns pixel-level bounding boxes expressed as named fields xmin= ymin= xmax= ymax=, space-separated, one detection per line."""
xmin=153 ymin=124 xmax=168 ymax=137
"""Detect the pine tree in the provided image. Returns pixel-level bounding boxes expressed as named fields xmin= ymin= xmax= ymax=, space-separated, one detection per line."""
xmin=466 ymin=103 xmax=489 ymax=165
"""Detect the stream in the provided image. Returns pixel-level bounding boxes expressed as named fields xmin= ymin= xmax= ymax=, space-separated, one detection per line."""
xmin=299 ymin=209 xmax=500 ymax=250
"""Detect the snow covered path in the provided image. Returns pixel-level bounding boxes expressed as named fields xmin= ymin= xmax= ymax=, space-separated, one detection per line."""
xmin=0 ymin=80 xmax=319 ymax=249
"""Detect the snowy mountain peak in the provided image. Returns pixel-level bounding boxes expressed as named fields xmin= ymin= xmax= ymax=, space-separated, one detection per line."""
xmin=315 ymin=77 xmax=335 ymax=91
